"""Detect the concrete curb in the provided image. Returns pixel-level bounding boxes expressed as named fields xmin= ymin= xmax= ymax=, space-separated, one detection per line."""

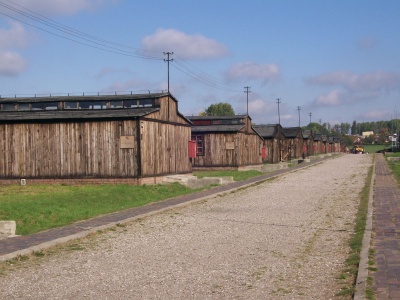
xmin=0 ymin=155 xmax=338 ymax=262
xmin=354 ymin=155 xmax=375 ymax=299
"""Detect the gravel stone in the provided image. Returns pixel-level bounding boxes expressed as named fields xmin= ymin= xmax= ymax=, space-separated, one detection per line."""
xmin=0 ymin=154 xmax=372 ymax=299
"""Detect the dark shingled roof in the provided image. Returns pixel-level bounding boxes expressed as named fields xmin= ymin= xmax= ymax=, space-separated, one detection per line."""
xmin=0 ymin=107 xmax=159 ymax=122
xmin=314 ymin=134 xmax=322 ymax=141
xmin=191 ymin=124 xmax=245 ymax=133
xmin=282 ymin=127 xmax=301 ymax=138
xmin=186 ymin=115 xmax=249 ymax=121
xmin=0 ymin=92 xmax=169 ymax=104
xmin=253 ymin=124 xmax=280 ymax=138
xmin=0 ymin=93 xmax=193 ymax=123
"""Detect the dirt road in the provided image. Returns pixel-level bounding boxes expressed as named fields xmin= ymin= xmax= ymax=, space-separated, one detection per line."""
xmin=0 ymin=154 xmax=372 ymax=299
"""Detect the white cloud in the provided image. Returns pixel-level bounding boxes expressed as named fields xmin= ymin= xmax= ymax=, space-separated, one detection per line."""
xmin=13 ymin=0 xmax=114 ymax=15
xmin=0 ymin=1 xmax=115 ymax=76
xmin=307 ymin=70 xmax=400 ymax=93
xmin=225 ymin=62 xmax=280 ymax=84
xmin=361 ymin=110 xmax=391 ymax=120
xmin=248 ymin=99 xmax=275 ymax=114
xmin=0 ymin=21 xmax=28 ymax=50
xmin=313 ymin=90 xmax=343 ymax=107
xmin=0 ymin=51 xmax=27 ymax=76
xmin=307 ymin=70 xmax=400 ymax=110
xmin=141 ymin=29 xmax=229 ymax=60
xmin=0 ymin=21 xmax=28 ymax=76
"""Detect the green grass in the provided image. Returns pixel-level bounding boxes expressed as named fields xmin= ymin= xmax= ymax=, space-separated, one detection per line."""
xmin=0 ymin=183 xmax=201 ymax=235
xmin=386 ymin=152 xmax=400 ymax=186
xmin=337 ymin=163 xmax=374 ymax=298
xmin=0 ymin=169 xmax=264 ymax=236
xmin=363 ymin=144 xmax=387 ymax=153
xmin=193 ymin=170 xmax=263 ymax=181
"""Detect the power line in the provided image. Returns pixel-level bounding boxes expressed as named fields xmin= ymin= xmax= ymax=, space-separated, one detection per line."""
xmin=2 ymin=0 xmax=148 ymax=54
xmin=0 ymin=0 xmax=247 ymax=96
xmin=0 ymin=1 xmax=163 ymax=60
xmin=174 ymin=55 xmax=239 ymax=89
xmin=0 ymin=11 xmax=161 ymax=60
xmin=171 ymin=63 xmax=242 ymax=93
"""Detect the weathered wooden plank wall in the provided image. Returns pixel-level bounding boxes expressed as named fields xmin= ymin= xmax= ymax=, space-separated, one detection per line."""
xmin=0 ymin=118 xmax=192 ymax=178
xmin=154 ymin=96 xmax=188 ymax=124
xmin=192 ymin=132 xmax=262 ymax=167
xmin=304 ymin=138 xmax=314 ymax=156
xmin=237 ymin=133 xmax=263 ymax=166
xmin=192 ymin=133 xmax=236 ymax=167
xmin=263 ymin=138 xmax=280 ymax=163
xmin=0 ymin=120 xmax=139 ymax=178
xmin=139 ymin=120 xmax=191 ymax=176
xmin=313 ymin=140 xmax=322 ymax=155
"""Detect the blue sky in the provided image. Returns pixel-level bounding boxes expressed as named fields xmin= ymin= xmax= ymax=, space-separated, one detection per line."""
xmin=0 ymin=0 xmax=399 ymax=127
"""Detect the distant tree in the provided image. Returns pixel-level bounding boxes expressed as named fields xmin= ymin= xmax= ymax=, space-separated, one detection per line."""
xmin=304 ymin=122 xmax=330 ymax=135
xmin=341 ymin=134 xmax=354 ymax=149
xmin=351 ymin=121 xmax=357 ymax=135
xmin=378 ymin=132 xmax=387 ymax=144
xmin=333 ymin=124 xmax=341 ymax=133
xmin=363 ymin=135 xmax=374 ymax=145
xmin=340 ymin=122 xmax=351 ymax=135
xmin=379 ymin=127 xmax=389 ymax=135
xmin=203 ymin=102 xmax=235 ymax=116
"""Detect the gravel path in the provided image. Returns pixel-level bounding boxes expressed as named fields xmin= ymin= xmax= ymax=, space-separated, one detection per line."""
xmin=0 ymin=154 xmax=372 ymax=299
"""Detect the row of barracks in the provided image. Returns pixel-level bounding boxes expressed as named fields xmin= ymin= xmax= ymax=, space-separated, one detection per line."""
xmin=0 ymin=93 xmax=340 ymax=183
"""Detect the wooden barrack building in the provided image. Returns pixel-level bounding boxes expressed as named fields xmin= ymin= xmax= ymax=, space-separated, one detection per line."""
xmin=253 ymin=124 xmax=284 ymax=163
xmin=282 ymin=127 xmax=304 ymax=160
xmin=187 ymin=115 xmax=264 ymax=168
xmin=0 ymin=93 xmax=192 ymax=182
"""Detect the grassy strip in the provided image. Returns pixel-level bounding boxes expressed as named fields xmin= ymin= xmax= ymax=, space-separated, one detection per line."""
xmin=193 ymin=170 xmax=262 ymax=181
xmin=386 ymin=152 xmax=400 ymax=185
xmin=0 ymin=183 xmax=202 ymax=235
xmin=337 ymin=163 xmax=374 ymax=298
xmin=363 ymin=145 xmax=387 ymax=153
xmin=1 ymin=171 xmax=265 ymax=236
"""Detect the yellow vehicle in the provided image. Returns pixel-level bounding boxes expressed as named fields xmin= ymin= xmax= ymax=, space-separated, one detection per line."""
xmin=353 ymin=145 xmax=364 ymax=154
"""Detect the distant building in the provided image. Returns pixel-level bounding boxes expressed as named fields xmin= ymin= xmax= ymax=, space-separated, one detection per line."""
xmin=253 ymin=124 xmax=285 ymax=163
xmin=187 ymin=115 xmax=263 ymax=168
xmin=362 ymin=131 xmax=374 ymax=137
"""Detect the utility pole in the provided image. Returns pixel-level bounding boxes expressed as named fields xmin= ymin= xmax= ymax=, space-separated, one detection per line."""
xmin=163 ymin=52 xmax=173 ymax=94
xmin=244 ymin=86 xmax=251 ymax=115
xmin=308 ymin=112 xmax=312 ymax=124
xmin=276 ymin=98 xmax=281 ymax=125
xmin=297 ymin=106 xmax=301 ymax=127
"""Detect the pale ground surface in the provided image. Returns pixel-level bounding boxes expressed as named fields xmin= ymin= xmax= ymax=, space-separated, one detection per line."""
xmin=0 ymin=154 xmax=372 ymax=300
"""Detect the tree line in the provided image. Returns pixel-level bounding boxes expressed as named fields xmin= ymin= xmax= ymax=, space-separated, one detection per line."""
xmin=199 ymin=102 xmax=399 ymax=148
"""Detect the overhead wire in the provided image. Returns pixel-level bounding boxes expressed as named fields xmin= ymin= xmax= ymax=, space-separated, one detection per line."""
xmin=0 ymin=0 xmax=162 ymax=60
xmin=0 ymin=0 xmax=257 ymax=95
xmin=3 ymin=0 xmax=136 ymax=51
xmin=173 ymin=55 xmax=241 ymax=90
